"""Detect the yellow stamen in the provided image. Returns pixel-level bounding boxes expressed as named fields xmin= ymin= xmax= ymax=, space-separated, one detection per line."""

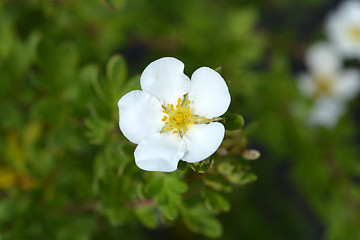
xmin=314 ymin=75 xmax=333 ymax=97
xmin=349 ymin=25 xmax=360 ymax=42
xmin=161 ymin=96 xmax=194 ymax=136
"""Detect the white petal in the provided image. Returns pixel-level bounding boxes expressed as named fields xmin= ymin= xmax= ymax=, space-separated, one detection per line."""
xmin=182 ymin=122 xmax=225 ymax=163
xmin=118 ymin=90 xmax=164 ymax=144
xmin=325 ymin=1 xmax=360 ymax=59
xmin=325 ymin=14 xmax=350 ymax=55
xmin=140 ymin=57 xmax=190 ymax=105
xmin=188 ymin=67 xmax=231 ymax=118
xmin=134 ymin=132 xmax=186 ymax=172
xmin=336 ymin=0 xmax=360 ymax=21
xmin=305 ymin=42 xmax=341 ymax=75
xmin=334 ymin=69 xmax=360 ymax=100
xmin=308 ymin=99 xmax=345 ymax=128
xmin=298 ymin=73 xmax=316 ymax=97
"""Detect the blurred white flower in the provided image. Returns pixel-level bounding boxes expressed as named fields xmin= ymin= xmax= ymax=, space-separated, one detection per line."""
xmin=326 ymin=0 xmax=360 ymax=59
xmin=118 ymin=57 xmax=231 ymax=172
xmin=298 ymin=42 xmax=360 ymax=128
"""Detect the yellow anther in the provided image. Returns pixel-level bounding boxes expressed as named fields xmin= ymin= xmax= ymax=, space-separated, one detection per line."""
xmin=349 ymin=26 xmax=360 ymax=41
xmin=161 ymin=96 xmax=194 ymax=136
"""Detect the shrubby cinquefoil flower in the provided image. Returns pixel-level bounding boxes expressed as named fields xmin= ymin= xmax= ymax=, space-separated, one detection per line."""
xmin=298 ymin=42 xmax=360 ymax=127
xmin=326 ymin=0 xmax=360 ymax=59
xmin=118 ymin=57 xmax=231 ymax=172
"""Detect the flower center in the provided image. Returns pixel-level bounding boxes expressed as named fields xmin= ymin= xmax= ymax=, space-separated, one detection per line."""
xmin=314 ymin=75 xmax=333 ymax=97
xmin=161 ymin=97 xmax=194 ymax=136
xmin=348 ymin=25 xmax=360 ymax=42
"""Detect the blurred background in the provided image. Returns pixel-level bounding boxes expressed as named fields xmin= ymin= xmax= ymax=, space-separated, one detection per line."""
xmin=1 ymin=0 xmax=360 ymax=239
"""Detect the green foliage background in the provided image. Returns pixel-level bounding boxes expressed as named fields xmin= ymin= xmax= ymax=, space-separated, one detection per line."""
xmin=1 ymin=0 xmax=360 ymax=239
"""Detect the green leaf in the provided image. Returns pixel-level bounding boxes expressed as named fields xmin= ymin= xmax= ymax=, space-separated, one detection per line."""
xmin=58 ymin=41 xmax=79 ymax=77
xmin=228 ymin=8 xmax=258 ymax=38
xmin=161 ymin=204 xmax=178 ymax=220
xmin=0 ymin=15 xmax=14 ymax=59
xmin=91 ymin=70 xmax=111 ymax=107
xmin=134 ymin=206 xmax=158 ymax=229
xmin=217 ymin=162 xmax=235 ymax=176
xmin=223 ymin=113 xmax=245 ymax=130
xmin=23 ymin=121 xmax=42 ymax=147
xmin=154 ymin=191 xmax=169 ymax=206
xmin=85 ymin=118 xmax=114 ymax=145
xmin=17 ymin=31 xmax=41 ymax=74
xmin=202 ymin=188 xmax=230 ymax=212
xmin=166 ymin=191 xmax=182 ymax=204
xmin=167 ymin=177 xmax=188 ymax=194
xmin=181 ymin=204 xmax=223 ymax=238
xmin=79 ymin=64 xmax=99 ymax=85
xmin=203 ymin=177 xmax=233 ymax=193
xmin=145 ymin=177 xmax=163 ymax=196
xmin=91 ymin=55 xmax=130 ymax=110
xmin=202 ymin=218 xmax=222 ymax=238
xmin=101 ymin=204 xmax=127 ymax=226
xmin=150 ymin=176 xmax=187 ymax=207
xmin=106 ymin=54 xmax=127 ymax=99
xmin=238 ymin=172 xmax=257 ymax=185
xmin=122 ymin=74 xmax=141 ymax=94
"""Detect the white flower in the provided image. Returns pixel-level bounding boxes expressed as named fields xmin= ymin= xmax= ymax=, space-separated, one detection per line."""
xmin=298 ymin=42 xmax=360 ymax=128
xmin=118 ymin=57 xmax=231 ymax=172
xmin=307 ymin=98 xmax=345 ymax=128
xmin=325 ymin=0 xmax=360 ymax=59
